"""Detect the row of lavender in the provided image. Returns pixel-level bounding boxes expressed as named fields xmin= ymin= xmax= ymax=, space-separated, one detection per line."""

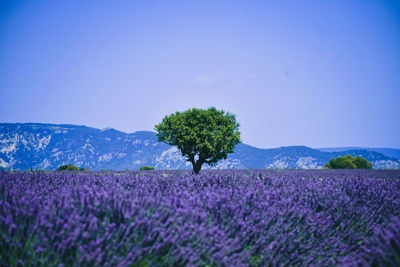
xmin=1 ymin=169 xmax=399 ymax=266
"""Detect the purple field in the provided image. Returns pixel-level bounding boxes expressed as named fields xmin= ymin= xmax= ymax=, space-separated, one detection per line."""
xmin=1 ymin=169 xmax=400 ymax=266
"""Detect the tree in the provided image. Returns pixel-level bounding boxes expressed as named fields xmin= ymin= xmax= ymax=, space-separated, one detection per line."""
xmin=139 ymin=166 xmax=155 ymax=170
xmin=324 ymin=155 xmax=372 ymax=169
xmin=155 ymin=107 xmax=241 ymax=174
xmin=57 ymin=164 xmax=79 ymax=171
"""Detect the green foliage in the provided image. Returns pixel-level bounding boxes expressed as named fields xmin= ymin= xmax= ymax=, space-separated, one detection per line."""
xmin=325 ymin=155 xmax=372 ymax=169
xmin=155 ymin=107 xmax=241 ymax=174
xmin=57 ymin=164 xmax=79 ymax=171
xmin=139 ymin=166 xmax=155 ymax=170
xmin=353 ymin=156 xmax=373 ymax=169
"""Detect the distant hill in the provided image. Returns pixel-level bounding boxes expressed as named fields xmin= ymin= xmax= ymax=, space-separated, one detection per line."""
xmin=1 ymin=123 xmax=399 ymax=170
xmin=318 ymin=147 xmax=400 ymax=160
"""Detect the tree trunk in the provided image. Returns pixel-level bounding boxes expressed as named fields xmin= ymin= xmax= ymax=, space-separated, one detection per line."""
xmin=192 ymin=160 xmax=203 ymax=174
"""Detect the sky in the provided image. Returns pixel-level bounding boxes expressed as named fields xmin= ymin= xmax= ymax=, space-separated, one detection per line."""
xmin=0 ymin=0 xmax=399 ymax=149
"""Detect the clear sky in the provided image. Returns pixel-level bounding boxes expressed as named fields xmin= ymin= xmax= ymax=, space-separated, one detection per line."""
xmin=1 ymin=0 xmax=399 ymax=148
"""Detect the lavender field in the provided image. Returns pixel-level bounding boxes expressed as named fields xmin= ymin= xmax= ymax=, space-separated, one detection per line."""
xmin=1 ymin=170 xmax=400 ymax=266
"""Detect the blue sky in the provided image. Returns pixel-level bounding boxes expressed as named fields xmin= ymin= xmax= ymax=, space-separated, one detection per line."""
xmin=1 ymin=0 xmax=399 ymax=148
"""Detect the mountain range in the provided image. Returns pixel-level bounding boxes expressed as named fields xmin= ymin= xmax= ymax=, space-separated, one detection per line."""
xmin=1 ymin=123 xmax=399 ymax=170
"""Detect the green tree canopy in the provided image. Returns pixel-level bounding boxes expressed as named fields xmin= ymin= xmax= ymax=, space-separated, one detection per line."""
xmin=325 ymin=155 xmax=372 ymax=169
xmin=139 ymin=166 xmax=155 ymax=170
xmin=155 ymin=107 xmax=241 ymax=174
xmin=57 ymin=164 xmax=79 ymax=171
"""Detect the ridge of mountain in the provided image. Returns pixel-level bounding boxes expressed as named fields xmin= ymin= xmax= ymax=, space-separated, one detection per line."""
xmin=318 ymin=147 xmax=400 ymax=160
xmin=1 ymin=123 xmax=399 ymax=170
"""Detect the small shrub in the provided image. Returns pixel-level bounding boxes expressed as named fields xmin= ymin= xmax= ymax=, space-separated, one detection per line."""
xmin=139 ymin=166 xmax=155 ymax=170
xmin=57 ymin=164 xmax=79 ymax=171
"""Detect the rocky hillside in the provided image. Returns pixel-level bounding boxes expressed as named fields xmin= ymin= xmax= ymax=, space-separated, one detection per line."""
xmin=1 ymin=123 xmax=399 ymax=170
